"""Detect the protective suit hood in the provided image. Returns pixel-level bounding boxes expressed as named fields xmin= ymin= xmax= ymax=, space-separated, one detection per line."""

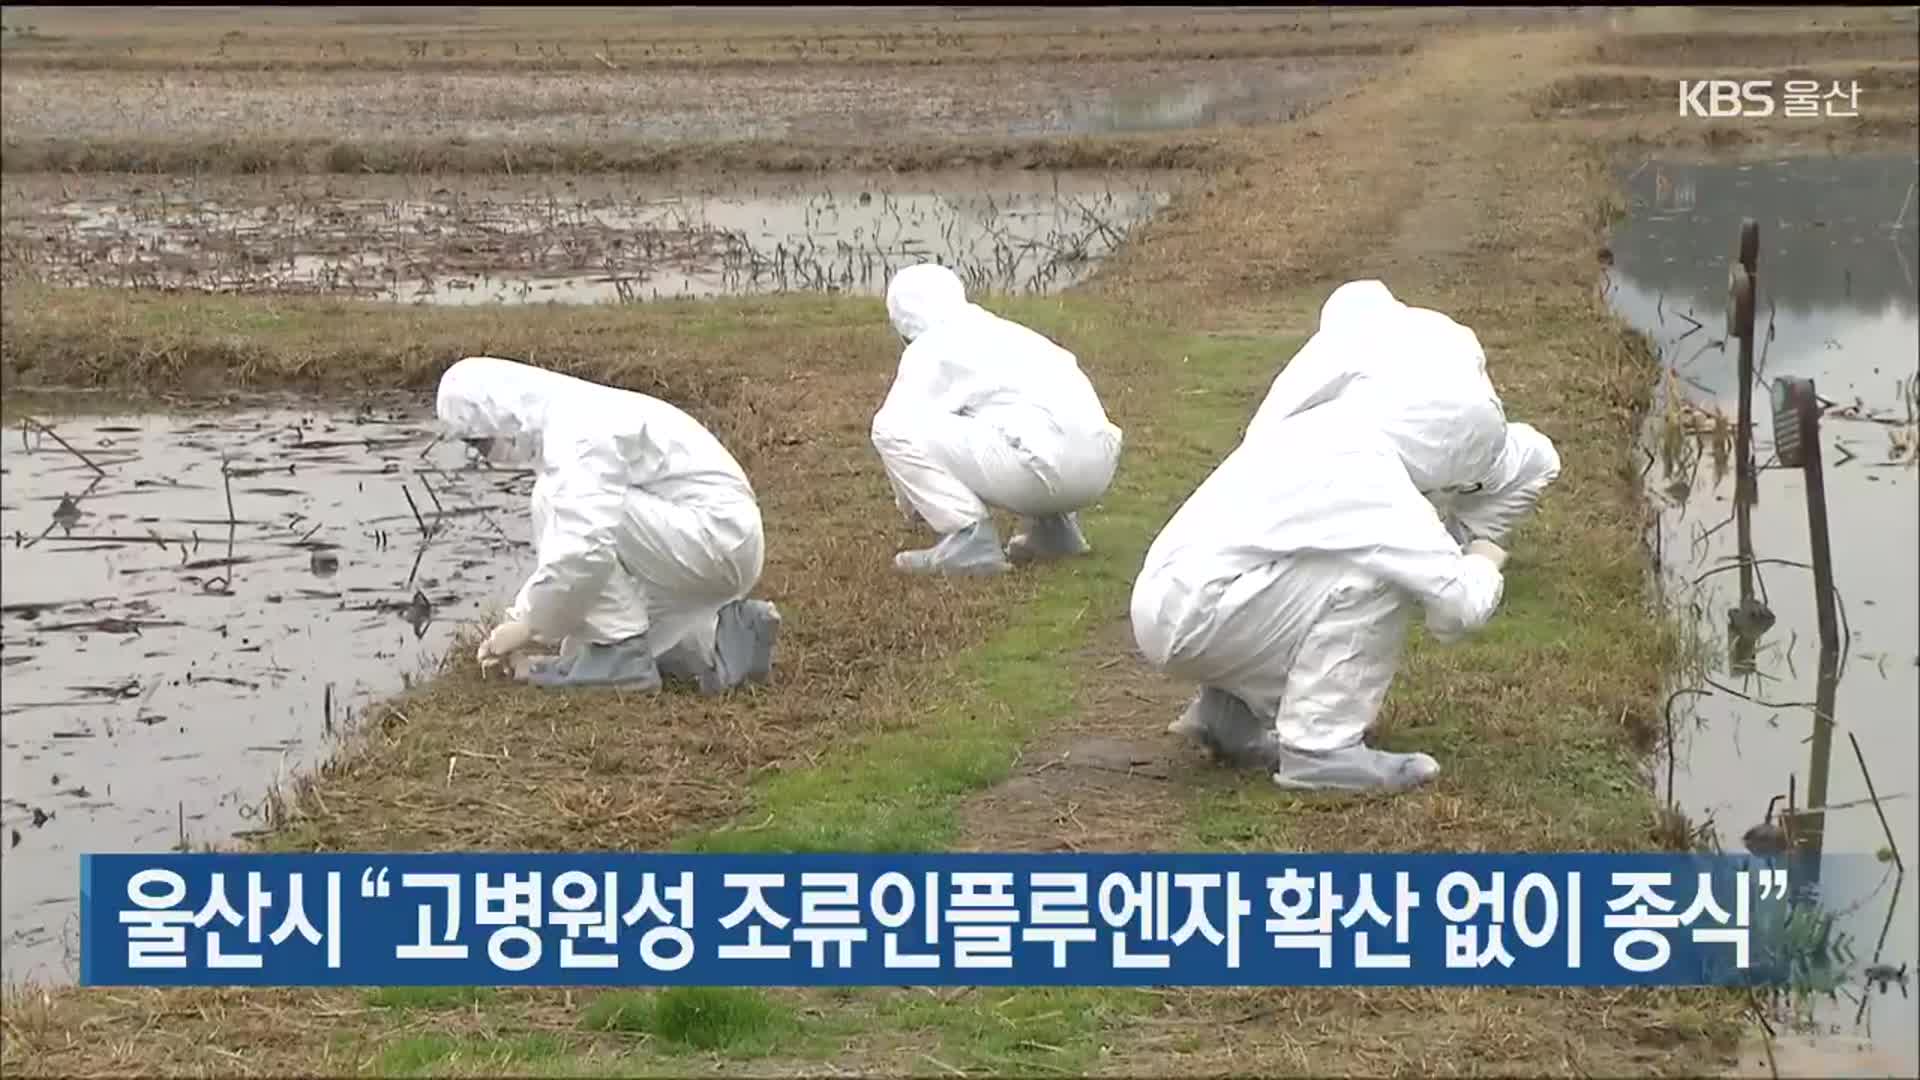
xmin=1318 ymin=279 xmax=1400 ymax=336
xmin=1245 ymin=280 xmax=1494 ymax=446
xmin=1133 ymin=374 xmax=1511 ymax=683
xmin=887 ymin=263 xmax=970 ymax=342
xmin=436 ymin=355 xmax=583 ymax=466
xmin=436 ymin=356 xmax=758 ymax=500
xmin=1353 ymin=383 xmax=1506 ymax=496
xmin=434 ymin=355 xmax=764 ymax=662
xmin=1139 ymin=377 xmax=1507 ymax=592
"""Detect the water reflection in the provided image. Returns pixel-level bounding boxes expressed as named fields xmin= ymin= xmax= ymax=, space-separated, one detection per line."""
xmin=1610 ymin=152 xmax=1918 ymax=1069
xmin=0 ymin=408 xmax=533 ymax=985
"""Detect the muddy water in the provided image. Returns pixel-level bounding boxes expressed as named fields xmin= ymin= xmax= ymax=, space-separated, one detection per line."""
xmin=1610 ymin=152 xmax=1919 ymax=1072
xmin=1 ymin=170 xmax=1173 ymax=303
xmin=0 ymin=405 xmax=532 ymax=984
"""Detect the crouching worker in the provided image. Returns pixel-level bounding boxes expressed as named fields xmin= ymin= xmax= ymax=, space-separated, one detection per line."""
xmin=1129 ymin=377 xmax=1514 ymax=794
xmin=1246 ymin=280 xmax=1562 ymax=549
xmin=437 ymin=356 xmax=780 ymax=692
xmin=871 ymin=263 xmax=1123 ymax=575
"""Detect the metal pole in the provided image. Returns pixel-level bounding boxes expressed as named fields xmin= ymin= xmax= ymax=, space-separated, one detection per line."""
xmin=1738 ymin=217 xmax=1759 ymax=279
xmin=1798 ymin=388 xmax=1841 ymax=661
xmin=1772 ymin=376 xmax=1839 ymax=885
xmin=1735 ymin=259 xmax=1758 ymax=664
xmin=1799 ymin=660 xmax=1839 ymax=888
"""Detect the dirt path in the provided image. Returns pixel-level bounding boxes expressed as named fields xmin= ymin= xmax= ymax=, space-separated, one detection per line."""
xmin=953 ymin=28 xmax=1562 ymax=858
xmin=956 ymin=622 xmax=1210 ymax=854
xmin=1096 ymin=26 xmax=1596 ymax=318
xmin=958 ymin=21 xmax=1591 ymax=863
xmin=953 ymin=25 xmax=1746 ymax=1077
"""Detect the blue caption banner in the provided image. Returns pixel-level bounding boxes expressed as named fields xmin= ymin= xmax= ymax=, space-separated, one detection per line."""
xmin=81 ymin=853 xmax=1806 ymax=988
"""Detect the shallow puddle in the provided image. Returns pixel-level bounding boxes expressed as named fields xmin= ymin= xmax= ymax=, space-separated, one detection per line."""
xmin=0 ymin=403 xmax=532 ymax=983
xmin=1 ymin=170 xmax=1175 ymax=303
xmin=1610 ymin=152 xmax=1918 ymax=1070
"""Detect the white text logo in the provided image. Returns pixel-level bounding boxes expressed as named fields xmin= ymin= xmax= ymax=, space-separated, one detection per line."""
xmin=1678 ymin=80 xmax=1774 ymax=118
xmin=1677 ymin=79 xmax=1861 ymax=119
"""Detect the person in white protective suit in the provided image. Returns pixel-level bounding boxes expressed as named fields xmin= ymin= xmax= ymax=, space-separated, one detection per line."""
xmin=870 ymin=263 xmax=1124 ymax=575
xmin=1130 ymin=373 xmax=1515 ymax=794
xmin=1245 ymin=280 xmax=1562 ymax=548
xmin=436 ymin=357 xmax=781 ymax=692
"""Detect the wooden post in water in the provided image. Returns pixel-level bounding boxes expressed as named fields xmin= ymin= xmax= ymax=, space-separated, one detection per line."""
xmin=1733 ymin=220 xmax=1760 ymax=584
xmin=1770 ymin=375 xmax=1840 ymax=886
xmin=1726 ymin=221 xmax=1770 ymax=673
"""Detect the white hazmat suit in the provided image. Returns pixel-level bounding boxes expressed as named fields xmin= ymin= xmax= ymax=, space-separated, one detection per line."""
xmin=871 ymin=264 xmax=1124 ymax=575
xmin=436 ymin=357 xmax=780 ymax=692
xmin=1247 ymin=280 xmax=1561 ymax=547
xmin=1130 ymin=374 xmax=1513 ymax=793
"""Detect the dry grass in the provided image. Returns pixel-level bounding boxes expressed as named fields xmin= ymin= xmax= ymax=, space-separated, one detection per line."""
xmin=6 ymin=6 xmax=1917 ymax=1078
xmin=1588 ymin=27 xmax=1920 ymax=68
xmin=1091 ymin=986 xmax=1735 ymax=1077
xmin=3 ymin=284 xmax=793 ymax=393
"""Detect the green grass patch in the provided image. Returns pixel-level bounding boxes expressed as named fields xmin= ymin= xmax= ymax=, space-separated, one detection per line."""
xmin=874 ymin=987 xmax=1160 ymax=1074
xmin=679 ymin=313 xmax=1286 ymax=855
xmin=580 ymin=991 xmax=656 ymax=1035
xmin=655 ymin=313 xmax=1283 ymax=1069
xmin=376 ymin=1032 xmax=578 ymax=1077
xmin=1161 ymin=311 xmax=1680 ymax=857
xmin=0 ymin=281 xmax=879 ymax=397
xmin=581 ymin=987 xmax=799 ymax=1056
xmin=1179 ymin=545 xmax=1663 ymax=854
xmin=378 ymin=1035 xmax=462 ymax=1076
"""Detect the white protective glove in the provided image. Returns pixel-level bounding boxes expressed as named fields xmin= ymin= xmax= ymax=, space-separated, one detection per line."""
xmin=476 ymin=620 xmax=535 ymax=677
xmin=1465 ymin=538 xmax=1508 ymax=570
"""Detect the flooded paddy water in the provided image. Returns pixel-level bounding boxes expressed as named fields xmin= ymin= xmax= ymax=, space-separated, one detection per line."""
xmin=0 ymin=404 xmax=533 ymax=983
xmin=1 ymin=170 xmax=1176 ymax=302
xmin=1609 ymin=152 xmax=1919 ymax=1071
